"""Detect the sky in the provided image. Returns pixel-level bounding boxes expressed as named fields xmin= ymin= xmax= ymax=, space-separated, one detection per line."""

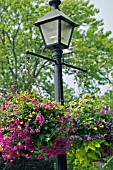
xmin=89 ymin=0 xmax=113 ymax=35
xmin=64 ymin=0 xmax=113 ymax=95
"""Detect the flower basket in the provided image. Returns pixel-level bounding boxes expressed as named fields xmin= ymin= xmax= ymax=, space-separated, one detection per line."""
xmin=68 ymin=94 xmax=113 ymax=165
xmin=0 ymin=92 xmax=70 ymax=161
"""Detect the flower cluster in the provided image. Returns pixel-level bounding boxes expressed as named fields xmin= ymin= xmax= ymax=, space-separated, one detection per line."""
xmin=68 ymin=94 xmax=113 ymax=164
xmin=0 ymin=92 xmax=70 ymax=161
xmin=0 ymin=93 xmax=113 ymax=164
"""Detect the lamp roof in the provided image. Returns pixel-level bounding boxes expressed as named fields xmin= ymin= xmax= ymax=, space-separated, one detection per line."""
xmin=34 ymin=9 xmax=79 ymax=27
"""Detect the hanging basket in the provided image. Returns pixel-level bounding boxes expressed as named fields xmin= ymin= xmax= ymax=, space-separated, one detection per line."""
xmin=0 ymin=92 xmax=71 ymax=161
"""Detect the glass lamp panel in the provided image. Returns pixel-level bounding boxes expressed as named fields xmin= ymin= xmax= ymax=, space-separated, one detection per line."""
xmin=61 ymin=20 xmax=73 ymax=46
xmin=40 ymin=20 xmax=58 ymax=45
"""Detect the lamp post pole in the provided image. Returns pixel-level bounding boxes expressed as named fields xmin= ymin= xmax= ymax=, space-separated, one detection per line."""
xmin=52 ymin=48 xmax=63 ymax=105
xmin=31 ymin=0 xmax=81 ymax=169
xmin=52 ymin=48 xmax=67 ymax=170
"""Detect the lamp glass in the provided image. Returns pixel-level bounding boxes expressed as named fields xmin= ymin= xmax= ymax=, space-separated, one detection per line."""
xmin=61 ymin=20 xmax=73 ymax=46
xmin=40 ymin=20 xmax=58 ymax=45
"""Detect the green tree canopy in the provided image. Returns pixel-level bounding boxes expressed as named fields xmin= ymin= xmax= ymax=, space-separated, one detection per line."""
xmin=0 ymin=0 xmax=113 ymax=102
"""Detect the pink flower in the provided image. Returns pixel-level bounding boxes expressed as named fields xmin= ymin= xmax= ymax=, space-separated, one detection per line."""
xmin=18 ymin=144 xmax=24 ymax=149
xmin=13 ymin=146 xmax=18 ymax=151
xmin=76 ymin=135 xmax=80 ymax=139
xmin=35 ymin=129 xmax=40 ymax=133
xmin=15 ymin=119 xmax=20 ymax=125
xmin=24 ymin=122 xmax=29 ymax=127
xmin=36 ymin=105 xmax=40 ymax=111
xmin=25 ymin=154 xmax=31 ymax=159
xmin=87 ymin=137 xmax=92 ymax=141
xmin=94 ymin=120 xmax=98 ymax=126
xmin=38 ymin=154 xmax=44 ymax=159
xmin=10 ymin=104 xmax=15 ymax=108
xmin=1 ymin=102 xmax=6 ymax=111
xmin=100 ymin=135 xmax=104 ymax=139
xmin=6 ymin=101 xmax=10 ymax=105
xmin=23 ymin=129 xmax=29 ymax=134
xmin=39 ymin=117 xmax=45 ymax=124
xmin=30 ymin=129 xmax=35 ymax=134
xmin=14 ymin=111 xmax=18 ymax=116
xmin=76 ymin=111 xmax=80 ymax=115
xmin=63 ymin=126 xmax=67 ymax=130
xmin=36 ymin=114 xmax=41 ymax=120
xmin=32 ymin=99 xmax=39 ymax=104
xmin=56 ymin=127 xmax=60 ymax=131
xmin=99 ymin=109 xmax=104 ymax=114
xmin=33 ymin=121 xmax=37 ymax=125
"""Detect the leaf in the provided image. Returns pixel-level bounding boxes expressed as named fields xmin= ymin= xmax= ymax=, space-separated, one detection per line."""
xmin=39 ymin=135 xmax=44 ymax=140
xmin=88 ymin=151 xmax=98 ymax=160
xmin=94 ymin=143 xmax=100 ymax=148
xmin=4 ymin=134 xmax=8 ymax=140
xmin=44 ymin=126 xmax=48 ymax=130
xmin=88 ymin=145 xmax=96 ymax=151
xmin=45 ymin=137 xmax=50 ymax=142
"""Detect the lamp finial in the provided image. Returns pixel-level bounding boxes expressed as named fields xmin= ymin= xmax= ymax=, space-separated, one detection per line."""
xmin=49 ymin=0 xmax=61 ymax=9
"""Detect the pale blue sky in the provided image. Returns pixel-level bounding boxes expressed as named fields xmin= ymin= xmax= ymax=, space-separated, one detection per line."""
xmin=89 ymin=0 xmax=113 ymax=35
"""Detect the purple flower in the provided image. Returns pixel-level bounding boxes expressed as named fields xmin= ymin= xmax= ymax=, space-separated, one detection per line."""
xmin=94 ymin=134 xmax=99 ymax=138
xmin=99 ymin=109 xmax=104 ymax=114
xmin=76 ymin=135 xmax=80 ymax=139
xmin=77 ymin=120 xmax=80 ymax=123
xmin=84 ymin=135 xmax=88 ymax=139
xmin=14 ymin=111 xmax=18 ymax=116
xmin=104 ymin=106 xmax=109 ymax=111
xmin=110 ymin=133 xmax=113 ymax=136
xmin=92 ymin=110 xmax=96 ymax=113
xmin=87 ymin=137 xmax=92 ymax=141
xmin=66 ymin=109 xmax=71 ymax=112
xmin=65 ymin=114 xmax=71 ymax=119
xmin=70 ymin=136 xmax=74 ymax=141
xmin=10 ymin=104 xmax=15 ymax=108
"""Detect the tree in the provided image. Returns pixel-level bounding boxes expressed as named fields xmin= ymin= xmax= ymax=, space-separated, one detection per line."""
xmin=61 ymin=0 xmax=113 ymax=94
xmin=0 ymin=0 xmax=113 ymax=101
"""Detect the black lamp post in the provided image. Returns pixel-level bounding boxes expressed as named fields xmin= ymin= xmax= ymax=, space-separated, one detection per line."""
xmin=34 ymin=0 xmax=79 ymax=170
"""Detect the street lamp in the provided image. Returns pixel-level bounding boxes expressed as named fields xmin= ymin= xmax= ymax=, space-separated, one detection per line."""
xmin=34 ymin=0 xmax=79 ymax=170
xmin=35 ymin=0 xmax=78 ymax=49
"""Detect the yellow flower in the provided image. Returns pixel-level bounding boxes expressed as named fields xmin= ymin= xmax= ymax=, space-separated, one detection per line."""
xmin=32 ymin=111 xmax=36 ymax=114
xmin=29 ymin=114 xmax=32 ymax=118
xmin=94 ymin=127 xmax=97 ymax=130
xmin=99 ymin=125 xmax=104 ymax=128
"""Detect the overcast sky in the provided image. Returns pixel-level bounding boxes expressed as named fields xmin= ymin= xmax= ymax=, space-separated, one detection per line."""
xmin=89 ymin=0 xmax=113 ymax=35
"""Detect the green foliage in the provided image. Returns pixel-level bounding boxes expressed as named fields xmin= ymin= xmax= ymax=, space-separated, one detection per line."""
xmin=0 ymin=0 xmax=113 ymax=103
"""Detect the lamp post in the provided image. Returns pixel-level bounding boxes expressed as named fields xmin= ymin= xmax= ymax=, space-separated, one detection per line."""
xmin=34 ymin=0 xmax=79 ymax=169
